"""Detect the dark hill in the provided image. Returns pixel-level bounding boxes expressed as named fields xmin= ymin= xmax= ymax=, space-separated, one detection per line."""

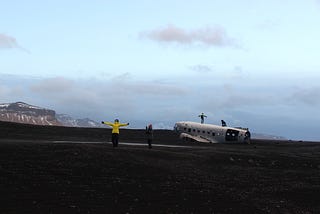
xmin=0 ymin=120 xmax=182 ymax=144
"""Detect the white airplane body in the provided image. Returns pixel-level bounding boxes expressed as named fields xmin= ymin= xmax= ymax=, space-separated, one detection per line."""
xmin=174 ymin=121 xmax=251 ymax=143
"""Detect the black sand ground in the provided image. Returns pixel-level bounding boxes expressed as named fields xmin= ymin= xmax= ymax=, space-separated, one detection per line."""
xmin=0 ymin=121 xmax=320 ymax=213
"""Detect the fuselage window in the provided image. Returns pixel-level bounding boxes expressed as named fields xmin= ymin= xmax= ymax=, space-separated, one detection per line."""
xmin=202 ymin=130 xmax=205 ymax=133
xmin=188 ymin=128 xmax=191 ymax=132
xmin=197 ymin=130 xmax=200 ymax=133
xmin=184 ymin=128 xmax=187 ymax=131
xmin=193 ymin=129 xmax=196 ymax=132
xmin=212 ymin=133 xmax=215 ymax=136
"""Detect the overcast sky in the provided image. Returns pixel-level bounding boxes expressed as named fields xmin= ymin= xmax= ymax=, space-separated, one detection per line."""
xmin=1 ymin=0 xmax=320 ymax=141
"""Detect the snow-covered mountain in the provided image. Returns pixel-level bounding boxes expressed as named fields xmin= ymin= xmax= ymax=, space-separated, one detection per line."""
xmin=252 ymin=133 xmax=287 ymax=140
xmin=56 ymin=114 xmax=103 ymax=128
xmin=0 ymin=102 xmax=103 ymax=128
xmin=0 ymin=102 xmax=62 ymax=126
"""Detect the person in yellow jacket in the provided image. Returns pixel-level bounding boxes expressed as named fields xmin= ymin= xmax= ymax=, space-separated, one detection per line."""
xmin=101 ymin=119 xmax=129 ymax=147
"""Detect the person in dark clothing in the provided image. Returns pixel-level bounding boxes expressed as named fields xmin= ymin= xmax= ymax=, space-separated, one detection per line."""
xmin=198 ymin=113 xmax=207 ymax=124
xmin=146 ymin=124 xmax=153 ymax=149
xmin=221 ymin=120 xmax=227 ymax=127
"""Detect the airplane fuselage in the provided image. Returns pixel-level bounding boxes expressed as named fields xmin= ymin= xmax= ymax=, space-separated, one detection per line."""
xmin=174 ymin=121 xmax=251 ymax=143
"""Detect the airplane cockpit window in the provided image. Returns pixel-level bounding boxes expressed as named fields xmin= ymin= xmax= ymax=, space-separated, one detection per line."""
xmin=226 ymin=129 xmax=239 ymax=141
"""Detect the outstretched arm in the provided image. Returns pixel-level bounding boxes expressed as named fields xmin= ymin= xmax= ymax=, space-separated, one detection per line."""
xmin=101 ymin=121 xmax=114 ymax=127
xmin=119 ymin=123 xmax=129 ymax=127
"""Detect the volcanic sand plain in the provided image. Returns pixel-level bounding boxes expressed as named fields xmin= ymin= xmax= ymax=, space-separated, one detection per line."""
xmin=0 ymin=121 xmax=320 ymax=213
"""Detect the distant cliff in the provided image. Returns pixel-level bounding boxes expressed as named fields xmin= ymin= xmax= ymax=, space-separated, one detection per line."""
xmin=0 ymin=102 xmax=62 ymax=126
xmin=0 ymin=102 xmax=102 ymax=128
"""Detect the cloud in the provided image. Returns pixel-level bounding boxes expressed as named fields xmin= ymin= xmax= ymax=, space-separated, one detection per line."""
xmin=30 ymin=77 xmax=74 ymax=93
xmin=111 ymin=72 xmax=133 ymax=82
xmin=220 ymin=94 xmax=276 ymax=109
xmin=229 ymin=66 xmax=245 ymax=78
xmin=189 ymin=64 xmax=214 ymax=73
xmin=24 ymin=75 xmax=189 ymax=121
xmin=0 ymin=34 xmax=18 ymax=49
xmin=0 ymin=85 xmax=10 ymax=97
xmin=29 ymin=77 xmax=105 ymax=108
xmin=114 ymin=81 xmax=187 ymax=96
xmin=141 ymin=24 xmax=238 ymax=48
xmin=202 ymin=93 xmax=277 ymax=112
xmin=289 ymin=87 xmax=320 ymax=106
xmin=254 ymin=19 xmax=280 ymax=30
xmin=0 ymin=33 xmax=29 ymax=52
